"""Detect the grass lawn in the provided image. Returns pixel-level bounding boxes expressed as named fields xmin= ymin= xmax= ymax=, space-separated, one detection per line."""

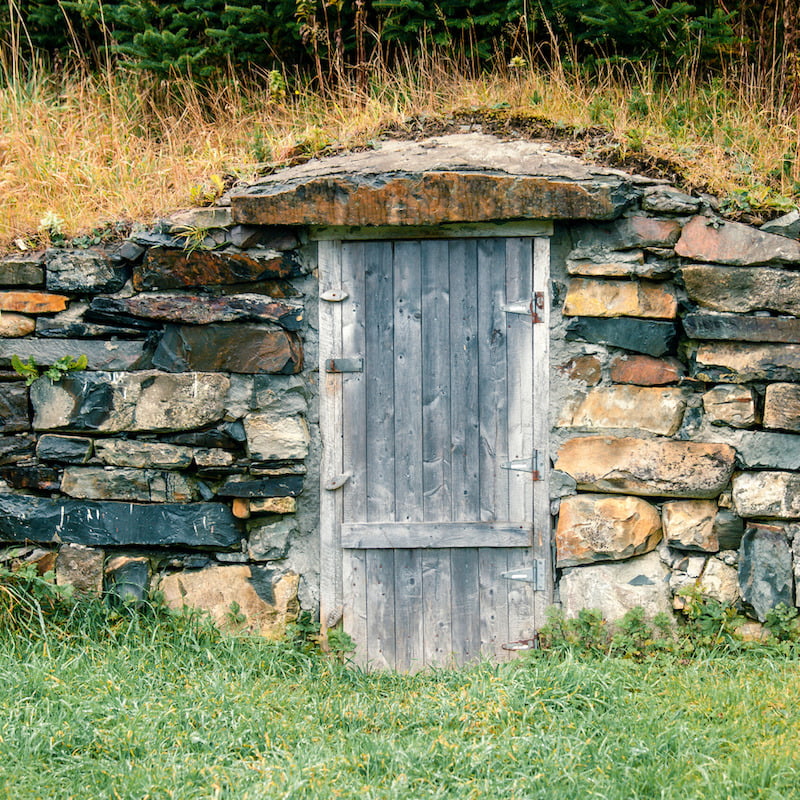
xmin=0 ymin=615 xmax=798 ymax=800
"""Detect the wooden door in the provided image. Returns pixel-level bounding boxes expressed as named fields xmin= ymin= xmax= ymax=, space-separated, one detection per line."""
xmin=319 ymin=233 xmax=551 ymax=670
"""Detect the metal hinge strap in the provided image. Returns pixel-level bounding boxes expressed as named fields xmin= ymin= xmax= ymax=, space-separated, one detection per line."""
xmin=502 ymin=558 xmax=547 ymax=591
xmin=500 ymin=291 xmax=545 ymax=323
xmin=501 ymin=451 xmax=542 ymax=481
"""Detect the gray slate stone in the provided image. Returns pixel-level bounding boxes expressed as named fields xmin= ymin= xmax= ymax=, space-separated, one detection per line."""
xmin=105 ymin=556 xmax=151 ymax=606
xmin=0 ymin=495 xmax=241 ymax=547
xmin=216 ymin=475 xmax=304 ymax=498
xmin=642 ymin=186 xmax=701 ymax=214
xmin=565 ymin=317 xmax=677 ymax=357
xmin=45 ymin=249 xmax=128 ymax=294
xmin=738 ymin=526 xmax=793 ymax=622
xmin=0 ymin=254 xmax=44 ymax=286
xmin=61 ymin=466 xmax=200 ymax=502
xmin=761 ymin=210 xmax=800 ymax=240
xmin=247 ymin=517 xmax=295 ymax=560
xmin=737 ymin=432 xmax=800 ymax=470
xmin=31 ymin=371 xmax=230 ymax=432
xmin=36 ymin=434 xmax=93 ymax=463
xmin=0 ymin=339 xmax=148 ymax=371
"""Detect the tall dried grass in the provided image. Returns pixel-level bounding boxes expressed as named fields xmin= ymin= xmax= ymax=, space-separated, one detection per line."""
xmin=0 ymin=49 xmax=798 ymax=248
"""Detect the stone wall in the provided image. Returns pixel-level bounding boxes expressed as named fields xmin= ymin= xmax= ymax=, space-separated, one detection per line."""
xmin=5 ymin=134 xmax=800 ymax=641
xmin=0 ymin=207 xmax=319 ymax=636
xmin=551 ymin=193 xmax=800 ymax=628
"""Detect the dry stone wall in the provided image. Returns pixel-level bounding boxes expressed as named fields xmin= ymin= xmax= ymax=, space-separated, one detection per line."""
xmin=552 ymin=192 xmax=800 ymax=627
xmin=0 ymin=209 xmax=318 ymax=636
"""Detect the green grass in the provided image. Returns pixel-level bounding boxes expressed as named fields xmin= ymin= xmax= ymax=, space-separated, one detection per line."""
xmin=1 ymin=614 xmax=799 ymax=800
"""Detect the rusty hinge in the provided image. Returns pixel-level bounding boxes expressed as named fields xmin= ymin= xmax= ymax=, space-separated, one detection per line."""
xmin=502 ymin=559 xmax=547 ymax=591
xmin=326 ymin=358 xmax=363 ymax=373
xmin=501 ymin=291 xmax=545 ymax=323
xmin=501 ymin=451 xmax=543 ymax=480
xmin=502 ymin=636 xmax=538 ymax=652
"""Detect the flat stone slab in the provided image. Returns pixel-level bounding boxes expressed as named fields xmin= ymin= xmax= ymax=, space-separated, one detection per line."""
xmin=152 ymin=324 xmax=302 ymax=374
xmin=682 ymin=265 xmax=800 ymax=315
xmin=736 ymin=431 xmax=800 ymax=469
xmin=232 ymin=134 xmax=643 ymax=226
xmin=764 ymin=384 xmax=800 ymax=431
xmin=563 ymin=278 xmax=677 ymax=319
xmin=30 ymin=370 xmax=230 ymax=432
xmin=0 ymin=495 xmax=241 ymax=548
xmin=662 ymin=499 xmax=719 ymax=552
xmin=676 ymin=216 xmax=800 ymax=264
xmin=0 ymin=291 xmax=68 ymax=313
xmin=683 ymin=312 xmax=800 ymax=343
xmin=565 ymin=317 xmax=677 ymax=357
xmin=556 ymin=435 xmax=735 ymax=498
xmin=0 ymin=313 xmax=35 ymax=337
xmin=0 ymin=339 xmax=148 ymax=371
xmin=0 ymin=254 xmax=44 ymax=286
xmin=133 ymin=247 xmax=300 ymax=290
xmin=694 ymin=342 xmax=800 ymax=383
xmin=557 ymin=386 xmax=686 ymax=435
xmin=0 ymin=383 xmax=29 ymax=432
xmin=89 ymin=294 xmax=303 ymax=330
xmin=61 ymin=466 xmax=200 ymax=502
xmin=45 ymin=249 xmax=127 ymax=294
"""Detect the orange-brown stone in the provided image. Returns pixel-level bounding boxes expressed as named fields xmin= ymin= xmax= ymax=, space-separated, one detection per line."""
xmin=563 ymin=279 xmax=677 ymax=319
xmin=234 ymin=172 xmax=630 ymax=226
xmin=0 ymin=313 xmax=35 ymax=337
xmin=610 ymin=354 xmax=684 ymax=385
xmin=557 ymin=386 xmax=686 ymax=435
xmin=556 ymin=493 xmax=662 ymax=567
xmin=555 ymin=436 xmax=736 ymax=498
xmin=0 ymin=291 xmax=68 ymax=314
xmin=676 ymin=216 xmax=800 ymax=264
xmin=763 ymin=384 xmax=800 ymax=431
xmin=559 ymin=354 xmax=602 ymax=386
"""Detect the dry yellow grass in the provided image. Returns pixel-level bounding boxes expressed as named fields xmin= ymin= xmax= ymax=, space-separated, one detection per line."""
xmin=0 ymin=57 xmax=798 ymax=248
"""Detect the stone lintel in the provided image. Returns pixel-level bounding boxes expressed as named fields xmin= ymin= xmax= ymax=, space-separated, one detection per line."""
xmin=233 ymin=172 xmax=633 ymax=227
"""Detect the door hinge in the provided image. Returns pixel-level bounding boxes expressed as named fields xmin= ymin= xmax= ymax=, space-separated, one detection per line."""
xmin=502 ymin=559 xmax=547 ymax=591
xmin=501 ymin=291 xmax=545 ymax=324
xmin=502 ymin=636 xmax=539 ymax=652
xmin=320 ymin=289 xmax=349 ymax=302
xmin=501 ymin=451 xmax=543 ymax=480
xmin=326 ymin=358 xmax=363 ymax=373
xmin=323 ymin=472 xmax=351 ymax=491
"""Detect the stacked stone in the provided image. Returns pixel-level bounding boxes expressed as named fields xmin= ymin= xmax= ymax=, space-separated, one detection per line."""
xmin=553 ymin=193 xmax=800 ymax=626
xmin=0 ymin=207 xmax=310 ymax=636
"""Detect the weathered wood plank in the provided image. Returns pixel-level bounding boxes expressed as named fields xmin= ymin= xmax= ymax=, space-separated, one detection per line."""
xmin=505 ymin=237 xmax=535 ymax=648
xmin=365 ymin=241 xmax=396 ymax=521
xmin=532 ymin=235 xmax=554 ymax=628
xmin=392 ymin=241 xmax=424 ymax=671
xmin=450 ymin=549 xmax=481 ymax=664
xmin=340 ymin=242 xmax=368 ymax=660
xmin=479 ymin=547 xmax=510 ymax=661
xmin=449 ymin=239 xmax=481 ymax=520
xmin=394 ymin=548 xmax=424 ymax=671
xmin=365 ymin=549 xmax=396 ymax=670
xmin=364 ymin=241 xmax=397 ymax=670
xmin=683 ymin=312 xmax=800 ymax=343
xmin=421 ymin=240 xmax=452 ymax=522
xmin=309 ymin=221 xmax=554 ymax=241
xmin=341 ymin=522 xmax=531 ymax=549
xmin=318 ymin=240 xmax=344 ymax=630
xmin=422 ymin=549 xmax=452 ymax=666
xmin=477 ymin=237 xmax=510 ymax=522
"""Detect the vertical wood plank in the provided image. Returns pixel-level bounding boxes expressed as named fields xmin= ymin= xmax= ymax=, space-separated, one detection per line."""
xmin=420 ymin=240 xmax=453 ymax=666
xmin=340 ymin=242 xmax=368 ymax=664
xmin=318 ymin=240 xmax=344 ymax=634
xmin=532 ymin=235 xmax=554 ymax=629
xmin=392 ymin=240 xmax=424 ymax=671
xmin=449 ymin=239 xmax=481 ymax=664
xmin=479 ymin=547 xmax=509 ymax=660
xmin=505 ymin=237 xmax=535 ymax=647
xmin=364 ymin=241 xmax=397 ymax=670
